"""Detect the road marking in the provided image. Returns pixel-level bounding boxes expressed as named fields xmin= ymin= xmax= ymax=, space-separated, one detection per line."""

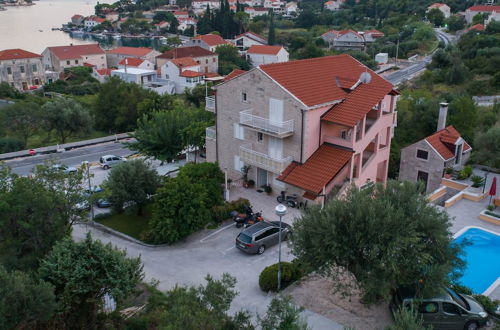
xmin=199 ymin=223 xmax=234 ymax=243
xmin=224 ymin=245 xmax=235 ymax=252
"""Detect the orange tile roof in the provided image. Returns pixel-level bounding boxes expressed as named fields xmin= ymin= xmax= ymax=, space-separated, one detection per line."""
xmin=467 ymin=23 xmax=485 ymax=32
xmin=259 ymin=54 xmax=393 ymax=108
xmin=425 ymin=126 xmax=471 ymax=160
xmin=48 ymin=44 xmax=104 ymax=60
xmin=180 ymin=70 xmax=205 ymax=77
xmin=224 ymin=69 xmax=247 ymax=81
xmin=429 ymin=2 xmax=447 ymax=8
xmin=192 ymin=34 xmax=229 ymax=47
xmin=107 ymin=46 xmax=153 ymax=56
xmin=322 ymin=83 xmax=393 ymax=127
xmin=171 ymin=57 xmax=198 ymax=68
xmin=277 ymin=144 xmax=353 ymax=195
xmin=96 ymin=68 xmax=112 ymax=76
xmin=118 ymin=57 xmax=145 ymax=66
xmin=467 ymin=5 xmax=500 ymax=12
xmin=235 ymin=31 xmax=267 ymax=43
xmin=0 ymin=48 xmax=41 ymax=60
xmin=157 ymin=46 xmax=215 ymax=59
xmin=247 ymin=45 xmax=283 ymax=55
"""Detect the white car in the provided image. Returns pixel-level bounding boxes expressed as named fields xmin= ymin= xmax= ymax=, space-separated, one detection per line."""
xmin=99 ymin=155 xmax=126 ymax=170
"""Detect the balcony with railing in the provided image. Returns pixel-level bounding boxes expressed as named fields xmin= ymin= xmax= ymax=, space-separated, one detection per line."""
xmin=205 ymin=96 xmax=215 ymax=112
xmin=239 ymin=145 xmax=292 ymax=174
xmin=206 ymin=126 xmax=216 ymax=140
xmin=239 ymin=110 xmax=294 ymax=138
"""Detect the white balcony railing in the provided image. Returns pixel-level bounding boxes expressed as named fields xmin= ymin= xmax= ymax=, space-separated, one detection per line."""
xmin=239 ymin=110 xmax=294 ymax=137
xmin=206 ymin=126 xmax=216 ymax=140
xmin=205 ymin=96 xmax=215 ymax=112
xmin=239 ymin=145 xmax=292 ymax=174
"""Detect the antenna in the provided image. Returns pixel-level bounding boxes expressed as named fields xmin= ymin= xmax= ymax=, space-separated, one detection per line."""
xmin=359 ymin=71 xmax=372 ymax=84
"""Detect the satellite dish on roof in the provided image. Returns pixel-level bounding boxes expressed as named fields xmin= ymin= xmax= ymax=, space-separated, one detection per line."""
xmin=359 ymin=71 xmax=372 ymax=84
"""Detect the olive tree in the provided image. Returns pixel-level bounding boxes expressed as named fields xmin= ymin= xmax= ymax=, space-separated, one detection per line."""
xmin=291 ymin=181 xmax=465 ymax=304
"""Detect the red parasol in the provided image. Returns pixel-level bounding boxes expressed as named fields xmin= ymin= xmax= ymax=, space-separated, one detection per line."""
xmin=489 ymin=177 xmax=497 ymax=196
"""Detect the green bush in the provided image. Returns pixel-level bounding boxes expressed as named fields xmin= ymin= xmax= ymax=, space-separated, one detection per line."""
xmin=451 ymin=283 xmax=473 ymax=295
xmin=259 ymin=262 xmax=302 ymax=292
xmin=386 ymin=306 xmax=429 ymax=330
xmin=457 ymin=165 xmax=473 ymax=180
xmin=485 ymin=210 xmax=500 ymax=218
xmin=472 ymin=294 xmax=499 ymax=314
xmin=471 ymin=175 xmax=485 ymax=188
xmin=0 ymin=137 xmax=24 ymax=153
xmin=211 ymin=198 xmax=250 ymax=223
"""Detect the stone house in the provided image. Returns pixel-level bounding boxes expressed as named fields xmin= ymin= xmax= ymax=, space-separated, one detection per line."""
xmin=184 ymin=34 xmax=231 ymax=52
xmin=156 ymin=46 xmax=218 ymax=74
xmin=427 ymin=3 xmax=451 ymax=18
xmin=0 ymin=48 xmax=50 ymax=90
xmin=399 ymin=103 xmax=472 ymax=194
xmin=233 ymin=32 xmax=268 ymax=51
xmin=159 ymin=57 xmax=205 ymax=94
xmin=206 ymin=55 xmax=398 ymax=205
xmin=321 ymin=29 xmax=366 ymax=51
xmin=117 ymin=58 xmax=155 ymax=70
xmin=324 ymin=0 xmax=345 ymax=11
xmin=465 ymin=5 xmax=500 ymax=24
xmin=106 ymin=47 xmax=161 ymax=69
xmin=42 ymin=44 xmax=107 ymax=73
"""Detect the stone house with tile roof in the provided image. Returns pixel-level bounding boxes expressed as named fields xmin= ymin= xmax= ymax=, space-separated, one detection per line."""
xmin=159 ymin=56 xmax=205 ymax=94
xmin=399 ymin=103 xmax=472 ymax=194
xmin=0 ymin=48 xmax=52 ymax=90
xmin=106 ymin=47 xmax=161 ymax=68
xmin=184 ymin=34 xmax=231 ymax=52
xmin=206 ymin=54 xmax=398 ymax=205
xmin=156 ymin=46 xmax=218 ymax=74
xmin=246 ymin=45 xmax=289 ymax=67
xmin=42 ymin=44 xmax=106 ymax=73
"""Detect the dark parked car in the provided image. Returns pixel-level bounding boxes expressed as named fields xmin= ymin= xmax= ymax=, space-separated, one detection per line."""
xmin=236 ymin=221 xmax=290 ymax=254
xmin=390 ymin=287 xmax=488 ymax=330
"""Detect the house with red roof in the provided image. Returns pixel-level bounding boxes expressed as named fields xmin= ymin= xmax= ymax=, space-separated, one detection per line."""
xmin=0 ymin=48 xmax=53 ymax=90
xmin=233 ymin=32 xmax=268 ymax=51
xmin=106 ymin=46 xmax=161 ymax=68
xmin=185 ymin=34 xmax=232 ymax=52
xmin=84 ymin=16 xmax=106 ymax=29
xmin=324 ymin=0 xmax=345 ymax=11
xmin=427 ymin=3 xmax=451 ymax=18
xmin=42 ymin=44 xmax=107 ymax=73
xmin=92 ymin=67 xmax=113 ymax=83
xmin=465 ymin=5 xmax=500 ymax=23
xmin=117 ymin=57 xmax=155 ymax=70
xmin=156 ymin=46 xmax=218 ymax=74
xmin=71 ymin=14 xmax=85 ymax=26
xmin=246 ymin=45 xmax=289 ymax=67
xmin=159 ymin=56 xmax=206 ymax=94
xmin=399 ymin=103 xmax=472 ymax=194
xmin=244 ymin=7 xmax=270 ymax=19
xmin=177 ymin=17 xmax=198 ymax=32
xmin=206 ymin=55 xmax=399 ymax=203
xmin=465 ymin=23 xmax=485 ymax=32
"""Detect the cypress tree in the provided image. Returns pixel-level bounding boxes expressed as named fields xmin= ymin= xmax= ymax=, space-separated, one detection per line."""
xmin=268 ymin=10 xmax=276 ymax=45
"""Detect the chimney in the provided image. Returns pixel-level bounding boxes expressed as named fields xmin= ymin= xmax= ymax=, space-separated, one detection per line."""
xmin=437 ymin=102 xmax=448 ymax=131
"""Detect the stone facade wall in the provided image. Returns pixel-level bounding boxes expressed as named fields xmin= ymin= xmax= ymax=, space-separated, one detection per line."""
xmin=0 ymin=57 xmax=46 ymax=90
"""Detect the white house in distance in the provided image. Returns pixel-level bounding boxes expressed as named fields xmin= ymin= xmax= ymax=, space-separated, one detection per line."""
xmin=92 ymin=67 xmax=112 ymax=83
xmin=106 ymin=46 xmax=161 ymax=68
xmin=246 ymin=45 xmax=289 ymax=67
xmin=233 ymin=32 xmax=267 ymax=51
xmin=160 ymin=57 xmax=205 ymax=94
xmin=465 ymin=5 xmax=500 ymax=24
xmin=177 ymin=17 xmax=198 ymax=32
xmin=324 ymin=0 xmax=345 ymax=11
xmin=111 ymin=67 xmax=175 ymax=95
xmin=42 ymin=44 xmax=107 ymax=73
xmin=285 ymin=1 xmax=298 ymax=16
xmin=427 ymin=3 xmax=451 ymax=18
xmin=184 ymin=34 xmax=231 ymax=52
xmin=173 ymin=10 xmax=189 ymax=19
xmin=244 ymin=7 xmax=270 ymax=19
xmin=118 ymin=58 xmax=155 ymax=70
xmin=84 ymin=16 xmax=106 ymax=29
xmin=192 ymin=0 xmax=221 ymax=15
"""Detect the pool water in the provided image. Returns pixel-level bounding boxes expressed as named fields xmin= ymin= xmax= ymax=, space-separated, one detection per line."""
xmin=454 ymin=227 xmax=500 ymax=294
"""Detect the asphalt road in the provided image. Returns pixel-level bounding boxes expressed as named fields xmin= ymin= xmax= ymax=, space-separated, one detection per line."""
xmin=5 ymin=141 xmax=134 ymax=176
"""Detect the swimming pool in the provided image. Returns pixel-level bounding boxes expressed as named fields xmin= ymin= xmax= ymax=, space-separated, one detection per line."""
xmin=453 ymin=227 xmax=500 ymax=294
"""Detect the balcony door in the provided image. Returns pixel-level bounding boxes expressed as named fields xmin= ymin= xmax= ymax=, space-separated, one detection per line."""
xmin=269 ymin=98 xmax=283 ymax=123
xmin=268 ymin=136 xmax=282 ymax=159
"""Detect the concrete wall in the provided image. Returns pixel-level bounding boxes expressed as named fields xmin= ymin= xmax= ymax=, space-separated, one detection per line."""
xmin=399 ymin=139 xmax=444 ymax=194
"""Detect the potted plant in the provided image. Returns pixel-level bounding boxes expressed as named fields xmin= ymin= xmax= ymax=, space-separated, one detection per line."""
xmin=443 ymin=167 xmax=453 ymax=179
xmin=241 ymin=165 xmax=251 ymax=188
xmin=264 ymin=184 xmax=272 ymax=195
xmin=247 ymin=179 xmax=255 ymax=188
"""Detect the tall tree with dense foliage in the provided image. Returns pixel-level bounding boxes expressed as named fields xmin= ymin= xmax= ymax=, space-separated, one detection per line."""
xmin=0 ymin=101 xmax=44 ymax=146
xmin=129 ymin=273 xmax=253 ymax=329
xmin=291 ymin=181 xmax=465 ymax=304
xmin=93 ymin=76 xmax=156 ymax=132
xmin=42 ymin=97 xmax=93 ymax=144
xmin=178 ymin=162 xmax=224 ymax=207
xmin=216 ymin=44 xmax=250 ymax=75
xmin=448 ymin=96 xmax=477 ymax=142
xmin=268 ymin=11 xmax=276 ymax=45
xmin=0 ymin=266 xmax=56 ymax=330
xmin=259 ymin=295 xmax=309 ymax=330
xmin=102 ymin=159 xmax=160 ymax=214
xmin=427 ymin=8 xmax=445 ymax=27
xmin=39 ymin=233 xmax=143 ymax=329
xmin=0 ymin=163 xmax=86 ymax=271
xmin=473 ymin=126 xmax=500 ymax=169
xmin=146 ymin=176 xmax=211 ymax=244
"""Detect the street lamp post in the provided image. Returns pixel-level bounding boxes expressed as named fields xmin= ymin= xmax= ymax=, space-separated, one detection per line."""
xmin=275 ymin=204 xmax=287 ymax=291
xmin=224 ymin=167 xmax=229 ymax=201
xmin=82 ymin=161 xmax=94 ymax=221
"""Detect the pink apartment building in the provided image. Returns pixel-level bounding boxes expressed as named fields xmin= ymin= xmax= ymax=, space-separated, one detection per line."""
xmin=206 ymin=55 xmax=398 ymax=204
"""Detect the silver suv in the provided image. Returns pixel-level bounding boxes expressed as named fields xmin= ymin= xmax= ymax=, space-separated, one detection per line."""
xmin=236 ymin=221 xmax=290 ymax=254
xmin=99 ymin=155 xmax=126 ymax=169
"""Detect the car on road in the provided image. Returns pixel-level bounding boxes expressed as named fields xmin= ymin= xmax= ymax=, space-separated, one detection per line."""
xmin=96 ymin=199 xmax=111 ymax=208
xmin=99 ymin=155 xmax=126 ymax=169
xmin=236 ymin=221 xmax=291 ymax=254
xmin=52 ymin=163 xmax=77 ymax=174
xmin=389 ymin=287 xmax=488 ymax=330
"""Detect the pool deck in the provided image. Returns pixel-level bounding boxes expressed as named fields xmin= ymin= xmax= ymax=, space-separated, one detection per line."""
xmin=444 ymin=170 xmax=500 ymax=300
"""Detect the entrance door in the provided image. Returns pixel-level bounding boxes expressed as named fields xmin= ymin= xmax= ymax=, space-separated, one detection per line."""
xmin=417 ymin=171 xmax=429 ymax=192
xmin=268 ymin=136 xmax=282 ymax=159
xmin=257 ymin=168 xmax=268 ymax=187
xmin=455 ymin=144 xmax=463 ymax=165
xmin=269 ymin=98 xmax=283 ymax=123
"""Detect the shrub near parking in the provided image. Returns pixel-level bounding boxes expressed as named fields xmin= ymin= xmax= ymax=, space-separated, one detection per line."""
xmin=259 ymin=262 xmax=302 ymax=292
